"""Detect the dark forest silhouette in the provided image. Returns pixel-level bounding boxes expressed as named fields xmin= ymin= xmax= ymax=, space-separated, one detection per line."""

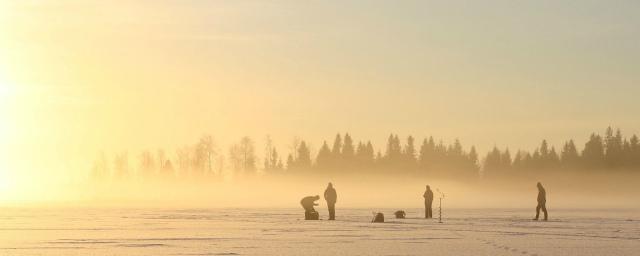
xmin=90 ymin=127 xmax=640 ymax=182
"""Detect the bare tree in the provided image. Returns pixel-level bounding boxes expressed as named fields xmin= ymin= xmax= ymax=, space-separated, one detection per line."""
xmin=176 ymin=146 xmax=192 ymax=178
xmin=264 ymin=135 xmax=274 ymax=171
xmin=113 ymin=151 xmax=129 ymax=179
xmin=139 ymin=150 xmax=156 ymax=177
xmin=289 ymin=136 xmax=301 ymax=160
xmin=91 ymin=151 xmax=109 ymax=181
xmin=195 ymin=135 xmax=217 ymax=175
xmin=157 ymin=149 xmax=166 ymax=170
xmin=229 ymin=136 xmax=257 ymax=174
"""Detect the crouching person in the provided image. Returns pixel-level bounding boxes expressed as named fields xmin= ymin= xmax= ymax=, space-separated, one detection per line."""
xmin=301 ymin=195 xmax=320 ymax=220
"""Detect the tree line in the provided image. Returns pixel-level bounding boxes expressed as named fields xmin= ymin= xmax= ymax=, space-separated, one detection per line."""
xmin=484 ymin=127 xmax=640 ymax=179
xmin=90 ymin=127 xmax=639 ymax=182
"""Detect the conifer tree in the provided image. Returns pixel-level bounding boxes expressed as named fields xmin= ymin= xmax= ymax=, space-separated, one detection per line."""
xmin=582 ymin=133 xmax=605 ymax=168
xmin=418 ymin=137 xmax=436 ymax=173
xmin=355 ymin=142 xmax=366 ymax=168
xmin=548 ymin=147 xmax=560 ymax=168
xmin=295 ymin=141 xmax=312 ymax=170
xmin=342 ymin=133 xmax=355 ymax=164
xmin=466 ymin=146 xmax=480 ymax=178
xmin=512 ymin=150 xmax=525 ymax=170
xmin=629 ymin=135 xmax=640 ymax=168
xmin=561 ymin=140 xmax=579 ymax=168
xmin=331 ymin=134 xmax=342 ymax=156
xmin=286 ymin=154 xmax=294 ymax=171
xmin=500 ymin=149 xmax=512 ymax=171
xmin=330 ymin=134 xmax=342 ymax=168
xmin=384 ymin=134 xmax=402 ymax=168
xmin=403 ymin=136 xmax=417 ymax=164
xmin=360 ymin=141 xmax=375 ymax=168
xmin=316 ymin=141 xmax=332 ymax=170
xmin=468 ymin=146 xmax=479 ymax=166
xmin=604 ymin=127 xmax=624 ymax=168
xmin=483 ymin=147 xmax=503 ymax=178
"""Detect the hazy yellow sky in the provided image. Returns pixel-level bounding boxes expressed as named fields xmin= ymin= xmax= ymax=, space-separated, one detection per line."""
xmin=1 ymin=1 xmax=639 ymax=199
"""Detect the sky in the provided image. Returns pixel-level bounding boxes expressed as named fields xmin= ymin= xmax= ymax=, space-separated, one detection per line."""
xmin=0 ymin=0 xmax=639 ymax=200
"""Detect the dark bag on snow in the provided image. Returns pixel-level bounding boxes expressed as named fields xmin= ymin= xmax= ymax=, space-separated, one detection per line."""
xmin=372 ymin=212 xmax=384 ymax=223
xmin=305 ymin=211 xmax=319 ymax=220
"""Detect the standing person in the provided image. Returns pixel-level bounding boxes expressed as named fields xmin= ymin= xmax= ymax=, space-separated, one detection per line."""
xmin=534 ymin=182 xmax=548 ymax=221
xmin=423 ymin=185 xmax=434 ymax=219
xmin=300 ymin=195 xmax=320 ymax=220
xmin=324 ymin=183 xmax=337 ymax=220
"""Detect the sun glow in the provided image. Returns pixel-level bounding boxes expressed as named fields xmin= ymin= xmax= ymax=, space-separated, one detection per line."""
xmin=0 ymin=169 xmax=14 ymax=199
xmin=0 ymin=73 xmax=16 ymax=200
xmin=0 ymin=70 xmax=10 ymax=96
xmin=0 ymin=83 xmax=8 ymax=97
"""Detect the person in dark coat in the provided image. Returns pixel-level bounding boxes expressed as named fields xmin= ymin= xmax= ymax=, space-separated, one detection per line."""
xmin=324 ymin=183 xmax=337 ymax=220
xmin=423 ymin=185 xmax=434 ymax=219
xmin=300 ymin=195 xmax=320 ymax=220
xmin=534 ymin=182 xmax=548 ymax=221
xmin=301 ymin=195 xmax=320 ymax=213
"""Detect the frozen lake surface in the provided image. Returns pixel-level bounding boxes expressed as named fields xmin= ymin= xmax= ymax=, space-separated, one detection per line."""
xmin=0 ymin=208 xmax=638 ymax=255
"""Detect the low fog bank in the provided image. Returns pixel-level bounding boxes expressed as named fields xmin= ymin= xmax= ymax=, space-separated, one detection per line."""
xmin=52 ymin=170 xmax=639 ymax=210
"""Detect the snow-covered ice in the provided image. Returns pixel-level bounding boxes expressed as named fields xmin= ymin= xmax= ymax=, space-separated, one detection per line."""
xmin=0 ymin=208 xmax=638 ymax=255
